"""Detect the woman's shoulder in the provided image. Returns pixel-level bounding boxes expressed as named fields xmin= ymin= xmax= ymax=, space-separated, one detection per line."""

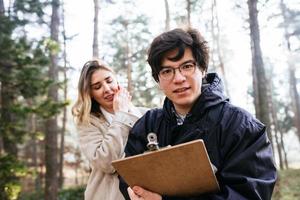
xmin=76 ymin=114 xmax=106 ymax=129
xmin=136 ymin=106 xmax=150 ymax=115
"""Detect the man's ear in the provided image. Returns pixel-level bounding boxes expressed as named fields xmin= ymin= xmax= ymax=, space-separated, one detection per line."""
xmin=157 ymin=82 xmax=162 ymax=90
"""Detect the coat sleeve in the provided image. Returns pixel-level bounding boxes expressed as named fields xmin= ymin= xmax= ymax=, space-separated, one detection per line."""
xmin=78 ymin=109 xmax=145 ymax=174
xmin=119 ymin=114 xmax=149 ymax=200
xmin=204 ymin=110 xmax=277 ymax=200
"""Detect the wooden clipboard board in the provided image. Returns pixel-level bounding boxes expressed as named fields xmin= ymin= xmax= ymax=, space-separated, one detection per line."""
xmin=112 ymin=139 xmax=220 ymax=197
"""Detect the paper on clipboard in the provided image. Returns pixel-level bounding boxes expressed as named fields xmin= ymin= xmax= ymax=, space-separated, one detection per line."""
xmin=112 ymin=139 xmax=220 ymax=197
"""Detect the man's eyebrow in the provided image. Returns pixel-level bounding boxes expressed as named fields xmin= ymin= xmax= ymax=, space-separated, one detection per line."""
xmin=91 ymin=76 xmax=111 ymax=86
xmin=161 ymin=59 xmax=195 ymax=68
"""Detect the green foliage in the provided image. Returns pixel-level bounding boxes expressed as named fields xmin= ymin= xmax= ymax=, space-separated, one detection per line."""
xmin=0 ymin=155 xmax=28 ymax=200
xmin=58 ymin=186 xmax=85 ymax=200
xmin=20 ymin=186 xmax=85 ymax=200
xmin=33 ymin=99 xmax=69 ymax=118
xmin=0 ymin=0 xmax=66 ymax=156
xmin=19 ymin=190 xmax=43 ymax=200
xmin=272 ymin=169 xmax=300 ymax=200
xmin=106 ymin=7 xmax=162 ymax=107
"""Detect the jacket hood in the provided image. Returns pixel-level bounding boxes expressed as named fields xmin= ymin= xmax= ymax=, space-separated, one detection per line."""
xmin=163 ymin=73 xmax=229 ymax=121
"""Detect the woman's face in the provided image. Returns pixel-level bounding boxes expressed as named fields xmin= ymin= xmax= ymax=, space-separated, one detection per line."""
xmin=90 ymin=69 xmax=119 ymax=113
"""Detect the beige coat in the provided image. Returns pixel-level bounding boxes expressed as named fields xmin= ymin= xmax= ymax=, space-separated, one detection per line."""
xmin=77 ymin=107 xmax=147 ymax=200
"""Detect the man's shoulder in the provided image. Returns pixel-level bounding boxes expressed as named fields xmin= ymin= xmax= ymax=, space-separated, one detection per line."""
xmin=139 ymin=108 xmax=164 ymax=124
xmin=131 ymin=108 xmax=164 ymax=132
xmin=221 ymin=103 xmax=264 ymax=129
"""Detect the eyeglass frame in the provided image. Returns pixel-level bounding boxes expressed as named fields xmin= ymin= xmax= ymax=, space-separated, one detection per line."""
xmin=158 ymin=60 xmax=198 ymax=81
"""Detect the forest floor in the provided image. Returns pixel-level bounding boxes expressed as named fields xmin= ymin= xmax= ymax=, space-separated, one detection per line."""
xmin=272 ymin=168 xmax=300 ymax=200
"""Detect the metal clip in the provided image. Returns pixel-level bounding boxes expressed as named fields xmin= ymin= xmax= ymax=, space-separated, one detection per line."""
xmin=146 ymin=132 xmax=159 ymax=151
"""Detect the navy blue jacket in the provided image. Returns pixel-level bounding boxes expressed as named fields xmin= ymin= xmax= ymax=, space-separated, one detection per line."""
xmin=119 ymin=73 xmax=277 ymax=200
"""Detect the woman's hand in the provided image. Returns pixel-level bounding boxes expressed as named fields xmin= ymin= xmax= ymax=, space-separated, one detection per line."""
xmin=127 ymin=186 xmax=162 ymax=200
xmin=113 ymin=87 xmax=132 ymax=113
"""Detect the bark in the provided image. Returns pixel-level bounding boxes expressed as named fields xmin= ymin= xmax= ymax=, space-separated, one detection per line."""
xmin=269 ymin=84 xmax=284 ymax=169
xmin=211 ymin=0 xmax=230 ymax=97
xmin=0 ymin=63 xmax=18 ymax=156
xmin=45 ymin=0 xmax=60 ymax=199
xmin=0 ymin=0 xmax=4 ymax=15
xmin=26 ymin=99 xmax=41 ymax=190
xmin=0 ymin=0 xmax=18 ymax=156
xmin=279 ymin=110 xmax=289 ymax=169
xmin=280 ymin=0 xmax=300 ymax=143
xmin=247 ymin=0 xmax=272 ymax=143
xmin=58 ymin=3 xmax=68 ymax=189
xmin=93 ymin=0 xmax=99 ymax=58
xmin=164 ymin=0 xmax=170 ymax=31
xmin=186 ymin=0 xmax=191 ymax=27
xmin=122 ymin=20 xmax=132 ymax=94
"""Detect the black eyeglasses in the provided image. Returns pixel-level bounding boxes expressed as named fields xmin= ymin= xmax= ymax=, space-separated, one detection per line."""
xmin=158 ymin=61 xmax=197 ymax=81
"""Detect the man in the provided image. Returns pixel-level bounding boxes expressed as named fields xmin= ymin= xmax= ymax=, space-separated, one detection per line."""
xmin=119 ymin=28 xmax=277 ymax=200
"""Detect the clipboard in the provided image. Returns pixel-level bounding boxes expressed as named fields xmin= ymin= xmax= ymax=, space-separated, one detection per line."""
xmin=112 ymin=139 xmax=220 ymax=197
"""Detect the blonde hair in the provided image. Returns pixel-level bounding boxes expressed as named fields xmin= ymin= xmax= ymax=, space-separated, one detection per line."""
xmin=72 ymin=59 xmax=115 ymax=125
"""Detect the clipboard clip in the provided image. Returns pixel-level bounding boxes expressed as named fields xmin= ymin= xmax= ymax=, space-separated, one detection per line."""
xmin=146 ymin=133 xmax=159 ymax=151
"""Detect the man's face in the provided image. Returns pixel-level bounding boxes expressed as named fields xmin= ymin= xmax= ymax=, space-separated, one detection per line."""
xmin=158 ymin=48 xmax=205 ymax=115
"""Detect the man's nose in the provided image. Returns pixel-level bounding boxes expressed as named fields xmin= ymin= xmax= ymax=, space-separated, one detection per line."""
xmin=173 ymin=68 xmax=186 ymax=82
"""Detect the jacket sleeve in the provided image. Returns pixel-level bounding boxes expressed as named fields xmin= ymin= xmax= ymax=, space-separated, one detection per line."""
xmin=78 ymin=109 xmax=144 ymax=174
xmin=119 ymin=115 xmax=149 ymax=200
xmin=204 ymin=110 xmax=277 ymax=200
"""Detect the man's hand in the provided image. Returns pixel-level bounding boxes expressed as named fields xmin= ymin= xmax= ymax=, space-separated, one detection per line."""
xmin=127 ymin=186 xmax=162 ymax=200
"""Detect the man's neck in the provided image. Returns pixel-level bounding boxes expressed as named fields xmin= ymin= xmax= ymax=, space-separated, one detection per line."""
xmin=174 ymin=105 xmax=190 ymax=116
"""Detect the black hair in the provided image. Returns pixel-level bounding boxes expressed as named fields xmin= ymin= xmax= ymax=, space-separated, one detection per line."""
xmin=147 ymin=28 xmax=209 ymax=82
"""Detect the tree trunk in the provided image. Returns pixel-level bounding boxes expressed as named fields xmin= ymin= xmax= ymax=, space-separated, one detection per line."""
xmin=123 ymin=20 xmax=132 ymax=94
xmin=280 ymin=0 xmax=300 ymax=143
xmin=1 ymin=65 xmax=18 ymax=156
xmin=280 ymin=124 xmax=289 ymax=169
xmin=269 ymin=84 xmax=284 ymax=169
xmin=45 ymin=0 xmax=60 ymax=199
xmin=164 ymin=0 xmax=170 ymax=31
xmin=0 ymin=0 xmax=4 ymax=15
xmin=0 ymin=1 xmax=18 ymax=157
xmin=247 ymin=0 xmax=272 ymax=143
xmin=58 ymin=2 xmax=68 ymax=189
xmin=27 ymin=99 xmax=41 ymax=190
xmin=211 ymin=0 xmax=230 ymax=97
xmin=93 ymin=0 xmax=99 ymax=58
xmin=186 ymin=0 xmax=191 ymax=27
xmin=288 ymin=67 xmax=300 ymax=143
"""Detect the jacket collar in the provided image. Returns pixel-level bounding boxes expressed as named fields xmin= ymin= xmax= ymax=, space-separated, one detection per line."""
xmin=162 ymin=73 xmax=229 ymax=122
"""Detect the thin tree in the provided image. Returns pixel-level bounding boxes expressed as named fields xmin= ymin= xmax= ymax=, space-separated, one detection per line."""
xmin=122 ymin=19 xmax=133 ymax=94
xmin=58 ymin=1 xmax=68 ymax=189
xmin=210 ymin=0 xmax=230 ymax=97
xmin=269 ymin=83 xmax=284 ymax=169
xmin=93 ymin=0 xmax=99 ymax=58
xmin=280 ymin=0 xmax=300 ymax=143
xmin=0 ymin=0 xmax=4 ymax=15
xmin=45 ymin=0 xmax=60 ymax=199
xmin=164 ymin=0 xmax=170 ymax=31
xmin=0 ymin=0 xmax=17 ymax=156
xmin=247 ymin=0 xmax=273 ymax=143
xmin=186 ymin=0 xmax=192 ymax=26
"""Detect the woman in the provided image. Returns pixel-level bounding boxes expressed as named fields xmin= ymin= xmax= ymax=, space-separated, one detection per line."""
xmin=72 ymin=60 xmax=147 ymax=200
